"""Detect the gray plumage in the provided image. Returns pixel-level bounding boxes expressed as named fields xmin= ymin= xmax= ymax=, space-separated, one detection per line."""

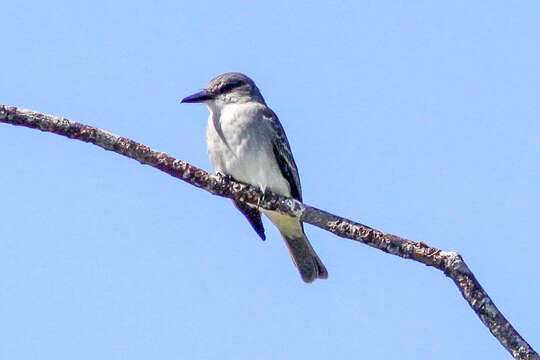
xmin=181 ymin=72 xmax=327 ymax=283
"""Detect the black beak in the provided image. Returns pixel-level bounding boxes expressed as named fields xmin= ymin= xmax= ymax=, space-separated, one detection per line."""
xmin=181 ymin=89 xmax=214 ymax=103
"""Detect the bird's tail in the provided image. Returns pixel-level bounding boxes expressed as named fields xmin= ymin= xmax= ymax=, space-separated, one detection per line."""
xmin=282 ymin=231 xmax=328 ymax=283
xmin=264 ymin=211 xmax=328 ymax=283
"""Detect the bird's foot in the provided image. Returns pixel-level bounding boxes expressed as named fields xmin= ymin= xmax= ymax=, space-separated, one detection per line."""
xmin=217 ymin=172 xmax=235 ymax=182
xmin=257 ymin=187 xmax=271 ymax=210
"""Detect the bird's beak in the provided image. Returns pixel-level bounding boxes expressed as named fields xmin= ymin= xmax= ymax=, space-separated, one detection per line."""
xmin=181 ymin=89 xmax=214 ymax=103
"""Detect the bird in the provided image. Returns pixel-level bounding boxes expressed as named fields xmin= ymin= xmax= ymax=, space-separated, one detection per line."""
xmin=181 ymin=72 xmax=327 ymax=283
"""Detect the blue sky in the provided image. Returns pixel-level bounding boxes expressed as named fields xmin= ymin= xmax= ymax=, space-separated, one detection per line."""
xmin=1 ymin=1 xmax=538 ymax=359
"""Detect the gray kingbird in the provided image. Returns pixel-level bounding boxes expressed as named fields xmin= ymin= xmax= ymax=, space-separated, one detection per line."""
xmin=181 ymin=72 xmax=327 ymax=283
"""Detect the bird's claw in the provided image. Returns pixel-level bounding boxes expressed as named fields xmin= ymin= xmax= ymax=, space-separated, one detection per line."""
xmin=217 ymin=172 xmax=235 ymax=182
xmin=257 ymin=188 xmax=271 ymax=210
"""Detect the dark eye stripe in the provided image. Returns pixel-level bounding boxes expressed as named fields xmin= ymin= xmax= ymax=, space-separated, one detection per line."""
xmin=219 ymin=80 xmax=244 ymax=94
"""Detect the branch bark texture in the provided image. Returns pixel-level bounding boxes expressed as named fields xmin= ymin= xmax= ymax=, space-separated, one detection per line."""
xmin=1 ymin=105 xmax=537 ymax=360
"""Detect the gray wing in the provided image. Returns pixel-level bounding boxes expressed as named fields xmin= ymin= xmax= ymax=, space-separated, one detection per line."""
xmin=233 ymin=199 xmax=266 ymax=241
xmin=261 ymin=108 xmax=302 ymax=202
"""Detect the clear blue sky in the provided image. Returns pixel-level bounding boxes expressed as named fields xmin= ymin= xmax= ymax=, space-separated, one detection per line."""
xmin=1 ymin=1 xmax=538 ymax=359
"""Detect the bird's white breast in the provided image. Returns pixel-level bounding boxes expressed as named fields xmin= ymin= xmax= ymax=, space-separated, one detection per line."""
xmin=206 ymin=102 xmax=291 ymax=197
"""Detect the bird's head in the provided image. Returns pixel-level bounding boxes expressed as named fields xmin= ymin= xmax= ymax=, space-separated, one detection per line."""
xmin=181 ymin=73 xmax=266 ymax=110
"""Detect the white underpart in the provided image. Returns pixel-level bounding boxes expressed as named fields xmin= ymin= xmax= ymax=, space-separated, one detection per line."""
xmin=206 ymin=101 xmax=291 ymax=198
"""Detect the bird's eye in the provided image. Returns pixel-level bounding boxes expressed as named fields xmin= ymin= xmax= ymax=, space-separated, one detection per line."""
xmin=220 ymin=80 xmax=244 ymax=94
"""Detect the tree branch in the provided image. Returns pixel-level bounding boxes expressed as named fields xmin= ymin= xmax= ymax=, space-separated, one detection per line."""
xmin=1 ymin=104 xmax=537 ymax=360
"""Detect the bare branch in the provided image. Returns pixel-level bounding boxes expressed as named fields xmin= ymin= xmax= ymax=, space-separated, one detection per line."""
xmin=1 ymin=105 xmax=537 ymax=360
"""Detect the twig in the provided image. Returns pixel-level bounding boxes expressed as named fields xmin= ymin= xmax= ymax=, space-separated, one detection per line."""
xmin=1 ymin=105 xmax=537 ymax=360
